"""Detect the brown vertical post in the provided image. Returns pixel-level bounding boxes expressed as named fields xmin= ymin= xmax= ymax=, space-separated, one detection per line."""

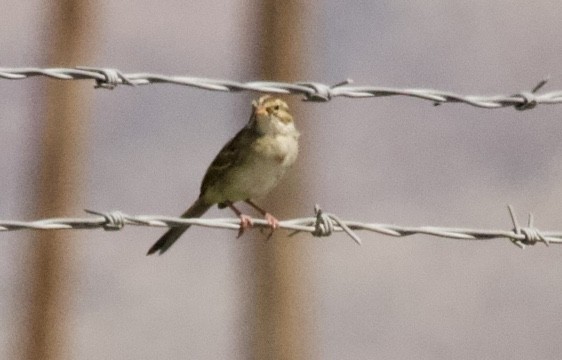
xmin=16 ymin=2 xmax=95 ymax=359
xmin=252 ymin=1 xmax=314 ymax=359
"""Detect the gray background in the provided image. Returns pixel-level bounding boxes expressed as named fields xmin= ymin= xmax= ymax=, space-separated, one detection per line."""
xmin=2 ymin=1 xmax=562 ymax=359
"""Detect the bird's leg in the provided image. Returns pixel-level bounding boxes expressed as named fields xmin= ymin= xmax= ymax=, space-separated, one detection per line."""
xmin=245 ymin=199 xmax=279 ymax=232
xmin=226 ymin=201 xmax=253 ymax=238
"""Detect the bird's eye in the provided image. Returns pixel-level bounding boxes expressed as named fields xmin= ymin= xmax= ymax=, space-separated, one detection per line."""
xmin=273 ymin=105 xmax=280 ymax=111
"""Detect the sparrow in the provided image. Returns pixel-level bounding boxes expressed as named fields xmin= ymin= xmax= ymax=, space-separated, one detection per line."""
xmin=147 ymin=95 xmax=300 ymax=255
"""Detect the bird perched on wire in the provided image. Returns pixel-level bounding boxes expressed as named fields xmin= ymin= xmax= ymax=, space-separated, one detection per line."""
xmin=147 ymin=95 xmax=300 ymax=255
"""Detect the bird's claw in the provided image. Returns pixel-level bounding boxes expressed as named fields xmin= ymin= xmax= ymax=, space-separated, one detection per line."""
xmin=237 ymin=214 xmax=253 ymax=238
xmin=236 ymin=212 xmax=279 ymax=240
xmin=265 ymin=213 xmax=279 ymax=230
xmin=264 ymin=213 xmax=279 ymax=240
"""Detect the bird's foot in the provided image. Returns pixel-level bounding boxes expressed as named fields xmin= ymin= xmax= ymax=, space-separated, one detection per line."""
xmin=237 ymin=214 xmax=253 ymax=238
xmin=264 ymin=213 xmax=279 ymax=240
xmin=264 ymin=213 xmax=279 ymax=229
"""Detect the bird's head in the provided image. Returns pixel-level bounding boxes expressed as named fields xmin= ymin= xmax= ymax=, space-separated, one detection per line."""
xmin=251 ymin=95 xmax=297 ymax=136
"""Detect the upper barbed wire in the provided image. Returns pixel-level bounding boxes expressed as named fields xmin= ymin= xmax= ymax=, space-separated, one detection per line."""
xmin=0 ymin=66 xmax=560 ymax=109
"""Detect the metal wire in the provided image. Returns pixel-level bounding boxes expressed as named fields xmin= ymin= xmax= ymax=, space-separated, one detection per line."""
xmin=0 ymin=67 xmax=560 ymax=109
xmin=2 ymin=67 xmax=560 ymax=249
xmin=1 ymin=205 xmax=558 ymax=249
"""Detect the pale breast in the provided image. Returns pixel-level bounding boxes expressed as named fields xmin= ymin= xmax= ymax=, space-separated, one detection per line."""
xmin=206 ymin=133 xmax=298 ymax=203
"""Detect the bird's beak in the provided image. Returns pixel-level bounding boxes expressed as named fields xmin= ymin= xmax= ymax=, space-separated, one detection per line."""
xmin=254 ymin=105 xmax=268 ymax=117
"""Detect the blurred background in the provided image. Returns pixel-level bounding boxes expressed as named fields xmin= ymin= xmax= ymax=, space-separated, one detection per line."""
xmin=2 ymin=1 xmax=562 ymax=359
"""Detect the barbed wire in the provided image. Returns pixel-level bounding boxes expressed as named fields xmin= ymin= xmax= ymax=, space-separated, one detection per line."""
xmin=1 ymin=205 xmax=559 ymax=249
xmin=0 ymin=66 xmax=561 ymax=110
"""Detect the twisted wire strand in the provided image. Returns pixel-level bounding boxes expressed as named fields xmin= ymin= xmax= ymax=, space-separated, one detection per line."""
xmin=0 ymin=67 xmax=559 ymax=109
xmin=1 ymin=205 xmax=559 ymax=249
xmin=1 ymin=67 xmax=560 ymax=248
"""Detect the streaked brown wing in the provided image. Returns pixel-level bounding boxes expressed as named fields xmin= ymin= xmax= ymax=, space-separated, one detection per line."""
xmin=199 ymin=125 xmax=257 ymax=196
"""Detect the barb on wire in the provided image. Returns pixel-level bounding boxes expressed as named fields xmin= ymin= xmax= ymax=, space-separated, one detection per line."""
xmin=1 ymin=67 xmax=561 ymax=110
xmin=1 ymin=205 xmax=560 ymax=249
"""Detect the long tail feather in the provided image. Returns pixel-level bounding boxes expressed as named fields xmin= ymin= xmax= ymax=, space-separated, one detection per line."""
xmin=147 ymin=198 xmax=211 ymax=255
